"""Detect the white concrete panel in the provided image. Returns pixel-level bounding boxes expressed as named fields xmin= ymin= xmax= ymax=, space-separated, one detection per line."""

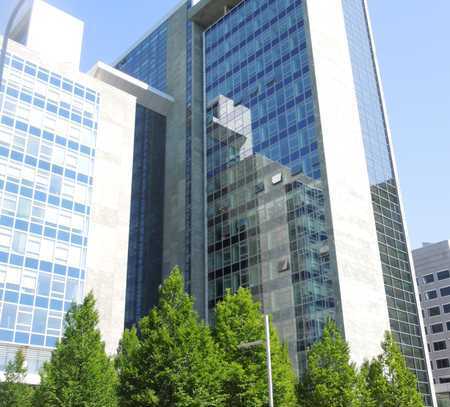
xmin=84 ymin=84 xmax=136 ymax=355
xmin=89 ymin=62 xmax=174 ymax=116
xmin=305 ymin=0 xmax=390 ymax=365
xmin=25 ymin=0 xmax=83 ymax=69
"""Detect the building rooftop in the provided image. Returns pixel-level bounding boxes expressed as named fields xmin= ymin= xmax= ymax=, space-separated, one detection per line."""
xmin=189 ymin=0 xmax=242 ymax=28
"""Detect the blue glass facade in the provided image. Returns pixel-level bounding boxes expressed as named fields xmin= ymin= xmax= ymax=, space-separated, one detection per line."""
xmin=0 ymin=52 xmax=98 ymax=370
xmin=117 ymin=3 xmax=199 ymax=297
xmin=116 ymin=23 xmax=168 ymax=93
xmin=205 ymin=0 xmax=336 ymax=370
xmin=342 ymin=1 xmax=432 ymax=404
xmin=125 ymin=106 xmax=166 ymax=327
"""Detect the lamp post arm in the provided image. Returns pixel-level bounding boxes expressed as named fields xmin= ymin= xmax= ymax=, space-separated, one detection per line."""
xmin=264 ymin=314 xmax=274 ymax=407
xmin=0 ymin=0 xmax=28 ymax=86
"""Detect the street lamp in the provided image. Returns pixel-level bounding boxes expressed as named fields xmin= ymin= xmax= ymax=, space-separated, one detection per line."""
xmin=0 ymin=0 xmax=28 ymax=87
xmin=238 ymin=314 xmax=274 ymax=407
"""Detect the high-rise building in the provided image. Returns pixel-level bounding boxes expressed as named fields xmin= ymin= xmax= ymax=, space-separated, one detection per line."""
xmin=116 ymin=0 xmax=435 ymax=404
xmin=414 ymin=241 xmax=450 ymax=405
xmin=0 ymin=0 xmax=173 ymax=383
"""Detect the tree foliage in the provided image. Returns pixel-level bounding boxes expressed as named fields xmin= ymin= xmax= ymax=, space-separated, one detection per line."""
xmin=0 ymin=350 xmax=33 ymax=407
xmin=117 ymin=266 xmax=225 ymax=406
xmin=115 ymin=326 xmax=144 ymax=406
xmin=360 ymin=332 xmax=424 ymax=407
xmin=34 ymin=292 xmax=118 ymax=407
xmin=298 ymin=318 xmax=361 ymax=407
xmin=214 ymin=288 xmax=297 ymax=407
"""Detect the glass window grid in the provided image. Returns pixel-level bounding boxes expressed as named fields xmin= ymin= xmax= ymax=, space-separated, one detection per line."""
xmin=0 ymin=55 xmax=99 ymax=350
xmin=116 ymin=23 xmax=168 ymax=93
xmin=1 ymin=81 xmax=96 ymax=130
xmin=342 ymin=0 xmax=432 ymax=403
xmin=205 ymin=0 xmax=337 ymax=373
xmin=4 ymin=53 xmax=99 ymax=104
xmin=0 ymin=143 xmax=92 ymax=215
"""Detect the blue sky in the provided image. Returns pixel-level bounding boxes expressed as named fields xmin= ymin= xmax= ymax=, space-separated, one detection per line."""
xmin=2 ymin=1 xmax=449 ymax=249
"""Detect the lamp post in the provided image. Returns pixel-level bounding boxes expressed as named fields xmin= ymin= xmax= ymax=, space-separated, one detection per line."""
xmin=238 ymin=314 xmax=274 ymax=407
xmin=0 ymin=0 xmax=28 ymax=87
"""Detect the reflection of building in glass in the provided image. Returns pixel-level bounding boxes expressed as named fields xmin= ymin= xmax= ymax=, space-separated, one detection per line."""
xmin=208 ymin=95 xmax=253 ymax=159
xmin=207 ymin=94 xmax=333 ymax=370
xmin=116 ymin=0 xmax=436 ymax=404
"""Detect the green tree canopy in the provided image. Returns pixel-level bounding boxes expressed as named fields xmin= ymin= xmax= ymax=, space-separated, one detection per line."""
xmin=115 ymin=326 xmax=146 ymax=407
xmin=117 ymin=266 xmax=225 ymax=406
xmin=214 ymin=287 xmax=297 ymax=407
xmin=298 ymin=318 xmax=361 ymax=407
xmin=34 ymin=292 xmax=118 ymax=407
xmin=0 ymin=350 xmax=33 ymax=407
xmin=360 ymin=332 xmax=424 ymax=407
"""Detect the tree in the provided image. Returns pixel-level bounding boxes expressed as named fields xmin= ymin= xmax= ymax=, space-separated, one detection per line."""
xmin=214 ymin=288 xmax=297 ymax=407
xmin=360 ymin=332 xmax=424 ymax=407
xmin=298 ymin=318 xmax=361 ymax=407
xmin=0 ymin=350 xmax=33 ymax=407
xmin=356 ymin=361 xmax=377 ymax=407
xmin=117 ymin=266 xmax=225 ymax=406
xmin=115 ymin=326 xmax=148 ymax=407
xmin=34 ymin=292 xmax=118 ymax=407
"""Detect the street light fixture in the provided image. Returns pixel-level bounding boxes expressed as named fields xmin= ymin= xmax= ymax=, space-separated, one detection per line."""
xmin=238 ymin=314 xmax=274 ymax=407
xmin=0 ymin=0 xmax=28 ymax=87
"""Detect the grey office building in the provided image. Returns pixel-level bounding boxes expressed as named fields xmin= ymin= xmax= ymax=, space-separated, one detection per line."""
xmin=414 ymin=241 xmax=450 ymax=406
xmin=115 ymin=0 xmax=436 ymax=404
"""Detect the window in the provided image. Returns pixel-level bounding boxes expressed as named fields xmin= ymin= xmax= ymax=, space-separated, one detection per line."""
xmin=79 ymin=156 xmax=90 ymax=174
xmin=32 ymin=309 xmax=47 ymax=333
xmin=21 ymin=273 xmax=36 ymax=294
xmin=65 ymin=279 xmax=79 ymax=302
xmin=426 ymin=290 xmax=438 ymax=300
xmin=12 ymin=231 xmax=27 ymax=254
xmin=41 ymin=239 xmax=54 ymax=261
xmin=438 ymin=270 xmax=450 ymax=281
xmin=31 ymin=204 xmax=45 ymax=221
xmin=441 ymin=286 xmax=450 ymax=297
xmin=6 ymin=266 xmax=21 ymax=286
xmin=50 ymin=175 xmax=62 ymax=195
xmin=431 ymin=323 xmax=444 ymax=334
xmin=55 ymin=246 xmax=68 ymax=262
xmin=3 ymin=195 xmax=16 ymax=214
xmin=423 ymin=274 xmax=434 ymax=284
xmin=37 ymin=273 xmax=51 ymax=296
xmin=17 ymin=198 xmax=31 ymax=219
xmin=68 ymin=246 xmax=81 ymax=266
xmin=66 ymin=153 xmax=77 ymax=169
xmin=26 ymin=137 xmax=39 ymax=156
xmin=54 ymin=146 xmax=65 ymax=165
xmin=444 ymin=304 xmax=450 ymax=314
xmin=0 ymin=303 xmax=17 ymax=329
xmin=27 ymin=239 xmax=40 ymax=256
xmin=0 ymin=229 xmax=11 ymax=248
xmin=436 ymin=359 xmax=450 ymax=369
xmin=434 ymin=341 xmax=447 ymax=351
xmin=447 ymin=322 xmax=450 ymax=331
xmin=429 ymin=307 xmax=441 ymax=317
xmin=440 ymin=378 xmax=450 ymax=384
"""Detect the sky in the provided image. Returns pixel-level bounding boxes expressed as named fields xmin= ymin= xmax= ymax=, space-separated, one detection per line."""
xmin=1 ymin=0 xmax=449 ymax=249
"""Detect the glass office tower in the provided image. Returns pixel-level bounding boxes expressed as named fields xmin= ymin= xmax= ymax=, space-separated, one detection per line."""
xmin=117 ymin=0 xmax=435 ymax=404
